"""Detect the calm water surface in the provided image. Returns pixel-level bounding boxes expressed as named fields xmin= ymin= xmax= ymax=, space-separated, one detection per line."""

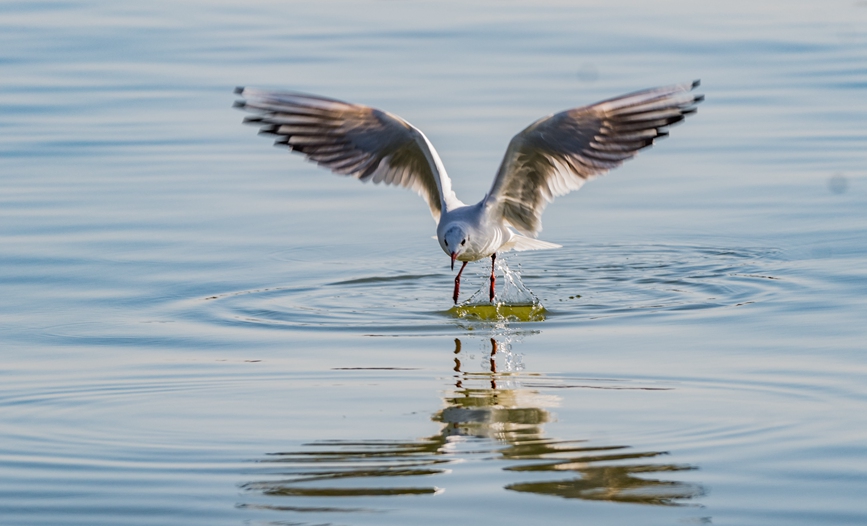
xmin=2 ymin=1 xmax=867 ymax=525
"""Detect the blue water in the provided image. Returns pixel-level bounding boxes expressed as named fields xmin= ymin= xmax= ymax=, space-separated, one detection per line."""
xmin=2 ymin=1 xmax=867 ymax=525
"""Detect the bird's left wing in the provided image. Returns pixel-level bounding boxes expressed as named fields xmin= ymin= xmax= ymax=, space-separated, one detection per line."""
xmin=235 ymin=87 xmax=461 ymax=221
xmin=484 ymin=81 xmax=703 ymax=236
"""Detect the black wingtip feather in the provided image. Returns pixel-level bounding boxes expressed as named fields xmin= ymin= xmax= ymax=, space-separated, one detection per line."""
xmin=233 ymin=101 xmax=246 ymax=109
xmin=693 ymin=94 xmax=705 ymax=104
xmin=692 ymin=79 xmax=701 ymax=89
xmin=663 ymin=115 xmax=686 ymax=127
xmin=234 ymin=86 xmax=245 ymax=95
xmin=257 ymin=126 xmax=282 ymax=137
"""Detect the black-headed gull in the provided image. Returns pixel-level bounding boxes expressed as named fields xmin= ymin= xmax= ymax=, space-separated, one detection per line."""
xmin=235 ymin=81 xmax=703 ymax=304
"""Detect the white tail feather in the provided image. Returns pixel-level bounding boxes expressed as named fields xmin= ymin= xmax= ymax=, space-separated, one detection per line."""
xmin=502 ymin=235 xmax=562 ymax=252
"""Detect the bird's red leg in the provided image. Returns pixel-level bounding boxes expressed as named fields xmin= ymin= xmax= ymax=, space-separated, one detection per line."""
xmin=453 ymin=261 xmax=468 ymax=304
xmin=489 ymin=253 xmax=497 ymax=303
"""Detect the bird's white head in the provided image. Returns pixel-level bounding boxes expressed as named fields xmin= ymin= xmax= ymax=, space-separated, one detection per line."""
xmin=440 ymin=225 xmax=469 ymax=270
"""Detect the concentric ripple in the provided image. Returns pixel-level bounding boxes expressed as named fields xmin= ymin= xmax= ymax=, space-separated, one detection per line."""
xmin=184 ymin=243 xmax=787 ymax=332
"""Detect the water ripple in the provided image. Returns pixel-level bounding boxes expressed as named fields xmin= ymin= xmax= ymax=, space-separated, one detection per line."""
xmin=181 ymin=243 xmax=787 ymax=332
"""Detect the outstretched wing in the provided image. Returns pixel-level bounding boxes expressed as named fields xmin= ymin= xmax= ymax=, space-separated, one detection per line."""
xmin=485 ymin=80 xmax=704 ymax=236
xmin=235 ymin=87 xmax=462 ymax=221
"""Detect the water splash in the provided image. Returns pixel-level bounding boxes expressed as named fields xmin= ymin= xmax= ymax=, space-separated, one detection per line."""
xmin=449 ymin=255 xmax=547 ymax=322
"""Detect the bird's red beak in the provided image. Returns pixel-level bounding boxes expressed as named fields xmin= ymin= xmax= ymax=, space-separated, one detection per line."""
xmin=450 ymin=252 xmax=457 ymax=271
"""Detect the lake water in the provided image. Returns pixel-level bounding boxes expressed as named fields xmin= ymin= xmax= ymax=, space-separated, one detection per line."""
xmin=2 ymin=1 xmax=866 ymax=524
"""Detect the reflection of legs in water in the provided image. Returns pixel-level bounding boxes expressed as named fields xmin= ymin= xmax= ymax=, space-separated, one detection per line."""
xmin=453 ymin=338 xmax=462 ymax=372
xmin=453 ymin=338 xmax=462 ymax=389
xmin=452 ymin=337 xmax=498 ymax=389
xmin=490 ymin=338 xmax=497 ymax=389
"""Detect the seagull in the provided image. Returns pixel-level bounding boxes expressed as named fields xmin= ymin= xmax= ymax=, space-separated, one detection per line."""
xmin=234 ymin=81 xmax=703 ymax=304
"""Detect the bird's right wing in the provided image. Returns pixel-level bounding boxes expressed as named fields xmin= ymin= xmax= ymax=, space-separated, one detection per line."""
xmin=485 ymin=81 xmax=703 ymax=236
xmin=235 ymin=88 xmax=462 ymax=221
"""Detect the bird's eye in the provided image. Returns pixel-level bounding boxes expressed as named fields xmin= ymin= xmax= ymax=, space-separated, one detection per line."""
xmin=444 ymin=240 xmax=449 ymax=247
xmin=461 ymin=240 xmax=466 ymax=246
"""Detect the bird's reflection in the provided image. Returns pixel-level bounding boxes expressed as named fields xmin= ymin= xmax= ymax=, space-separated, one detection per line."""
xmin=241 ymin=338 xmax=704 ymax=514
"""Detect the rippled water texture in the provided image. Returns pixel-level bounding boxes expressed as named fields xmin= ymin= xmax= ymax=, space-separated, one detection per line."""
xmin=2 ymin=1 xmax=867 ymax=525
